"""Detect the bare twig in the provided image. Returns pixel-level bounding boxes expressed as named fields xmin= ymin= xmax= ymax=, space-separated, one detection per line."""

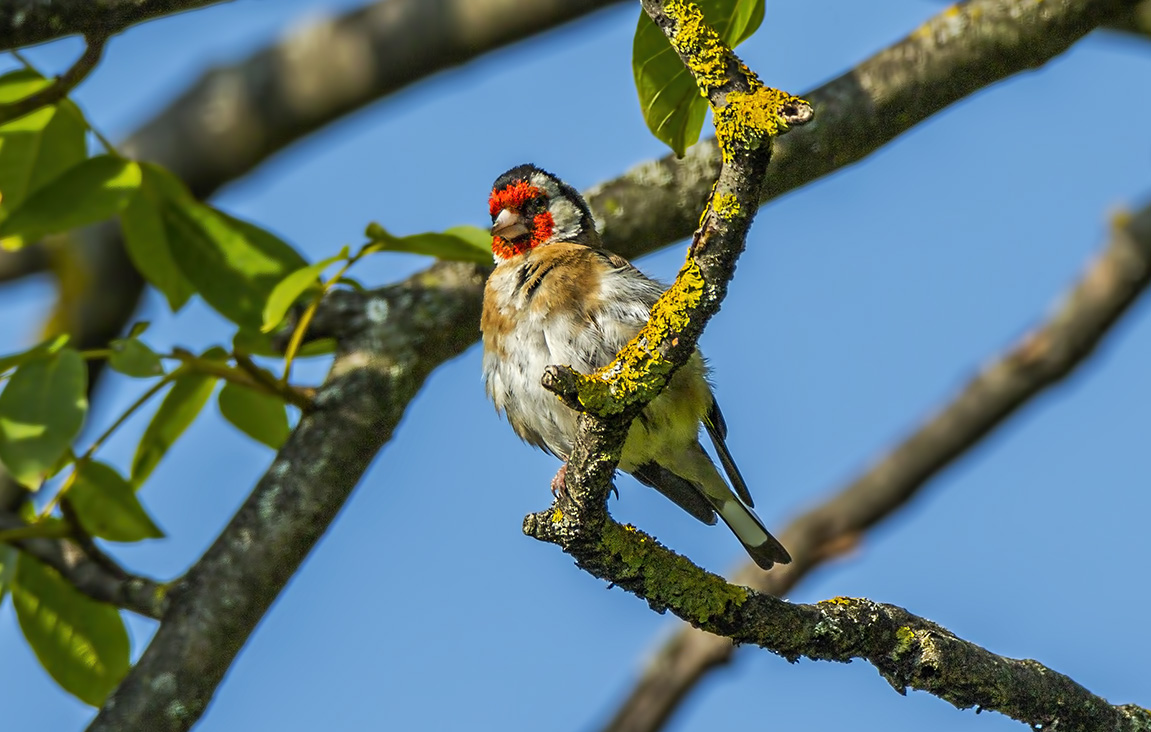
xmin=602 ymin=198 xmax=1151 ymax=732
xmin=0 ymin=35 xmax=107 ymax=124
xmin=0 ymin=511 xmax=167 ymax=619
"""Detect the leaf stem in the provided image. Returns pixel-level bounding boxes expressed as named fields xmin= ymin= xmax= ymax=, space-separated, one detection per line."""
xmin=281 ymin=259 xmax=353 ymax=382
xmin=84 ymin=368 xmax=184 ymax=461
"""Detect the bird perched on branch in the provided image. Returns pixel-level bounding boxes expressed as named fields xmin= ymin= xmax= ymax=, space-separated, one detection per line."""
xmin=480 ymin=164 xmax=790 ymax=570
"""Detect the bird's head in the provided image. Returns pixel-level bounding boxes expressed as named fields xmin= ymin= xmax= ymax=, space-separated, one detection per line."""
xmin=488 ymin=164 xmax=597 ymax=260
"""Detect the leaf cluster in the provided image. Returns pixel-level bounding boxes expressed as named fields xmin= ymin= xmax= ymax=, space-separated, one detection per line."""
xmin=0 ymin=66 xmax=492 ymax=706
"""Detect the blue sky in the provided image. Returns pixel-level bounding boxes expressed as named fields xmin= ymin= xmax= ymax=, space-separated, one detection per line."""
xmin=1 ymin=1 xmax=1149 ymax=730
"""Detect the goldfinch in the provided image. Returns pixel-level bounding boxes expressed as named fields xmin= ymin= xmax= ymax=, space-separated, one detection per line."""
xmin=481 ymin=164 xmax=790 ymax=570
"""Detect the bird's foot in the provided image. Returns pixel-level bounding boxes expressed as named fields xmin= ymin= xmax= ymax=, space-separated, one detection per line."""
xmin=550 ymin=463 xmax=569 ymax=501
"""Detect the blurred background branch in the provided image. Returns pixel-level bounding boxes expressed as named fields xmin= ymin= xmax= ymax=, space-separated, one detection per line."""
xmin=0 ymin=1 xmax=231 ymax=50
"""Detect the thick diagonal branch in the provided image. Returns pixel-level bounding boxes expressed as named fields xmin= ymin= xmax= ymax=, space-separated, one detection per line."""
xmin=603 ymin=198 xmax=1151 ymax=732
xmin=85 ymin=261 xmax=486 ymax=732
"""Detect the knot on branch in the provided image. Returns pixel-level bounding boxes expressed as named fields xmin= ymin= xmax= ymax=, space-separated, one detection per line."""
xmin=540 ymin=258 xmax=706 ymax=417
xmin=715 ymin=87 xmax=814 ymax=156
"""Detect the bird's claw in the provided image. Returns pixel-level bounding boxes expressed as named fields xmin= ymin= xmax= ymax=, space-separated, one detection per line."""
xmin=550 ymin=463 xmax=569 ymax=501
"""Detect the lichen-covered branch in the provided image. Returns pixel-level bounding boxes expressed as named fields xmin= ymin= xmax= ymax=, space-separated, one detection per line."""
xmin=530 ymin=518 xmax=1151 ymax=732
xmin=85 ymin=261 xmax=486 ymax=732
xmin=0 ymin=0 xmax=229 ymax=50
xmin=0 ymin=34 xmax=106 ymax=124
xmin=602 ymin=198 xmax=1151 ymax=732
xmin=541 ymin=0 xmax=810 ymax=417
xmin=0 ymin=511 xmax=166 ymax=619
xmin=532 ymin=0 xmax=808 ymax=550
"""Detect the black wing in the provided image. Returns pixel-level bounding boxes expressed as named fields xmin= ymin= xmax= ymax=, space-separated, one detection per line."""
xmin=631 ymin=462 xmax=717 ymax=525
xmin=704 ymin=399 xmax=754 ymax=507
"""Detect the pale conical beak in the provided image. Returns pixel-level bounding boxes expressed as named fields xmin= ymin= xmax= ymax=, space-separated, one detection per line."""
xmin=491 ymin=208 xmax=530 ymax=240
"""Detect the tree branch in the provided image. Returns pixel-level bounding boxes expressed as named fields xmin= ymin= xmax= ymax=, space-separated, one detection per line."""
xmin=573 ymin=552 xmax=1151 ymax=732
xmin=0 ymin=34 xmax=106 ymax=124
xmin=86 ymin=261 xmax=486 ymax=732
xmin=0 ymin=511 xmax=167 ymax=619
xmin=1108 ymin=0 xmax=1151 ymax=33
xmin=0 ymin=0 xmax=230 ymax=51
xmin=602 ymin=198 xmax=1151 ymax=732
xmin=123 ymin=0 xmax=627 ymax=198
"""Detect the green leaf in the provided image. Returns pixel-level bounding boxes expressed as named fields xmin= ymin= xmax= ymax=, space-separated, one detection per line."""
xmin=130 ymin=372 xmax=217 ymax=487
xmin=443 ymin=225 xmax=494 ymax=252
xmin=632 ymin=0 xmax=765 ymax=156
xmin=0 ymin=155 xmax=142 ymax=248
xmin=0 ymin=349 xmax=87 ymax=489
xmin=107 ymin=338 xmax=163 ymax=378
xmin=217 ymin=382 xmax=290 ymax=449
xmin=161 ymin=191 xmax=307 ymax=329
xmin=261 ymin=250 xmax=347 ymax=333
xmin=119 ymin=164 xmax=196 ymax=311
xmin=12 ymin=554 xmax=130 ymax=706
xmin=67 ymin=460 xmax=164 ymax=542
xmin=0 ymin=333 xmax=69 ymax=375
xmin=0 ymin=70 xmax=88 ymax=220
xmin=365 ymin=223 xmax=492 ymax=264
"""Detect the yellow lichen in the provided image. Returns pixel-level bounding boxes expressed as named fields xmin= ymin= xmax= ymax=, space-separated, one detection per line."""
xmin=712 ymin=192 xmax=741 ymax=220
xmin=600 ymin=520 xmax=747 ymax=624
xmin=714 ymin=87 xmax=807 ymax=158
xmin=551 ymin=507 xmax=564 ymax=523
xmin=573 ymin=258 xmax=706 ymax=415
xmin=892 ymin=625 xmax=917 ymax=658
xmin=818 ymin=596 xmax=855 ymax=606
xmin=662 ymin=0 xmax=730 ymax=93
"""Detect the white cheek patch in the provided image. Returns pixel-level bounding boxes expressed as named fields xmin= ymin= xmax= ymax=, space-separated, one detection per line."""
xmin=549 ymin=198 xmax=582 ymax=241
